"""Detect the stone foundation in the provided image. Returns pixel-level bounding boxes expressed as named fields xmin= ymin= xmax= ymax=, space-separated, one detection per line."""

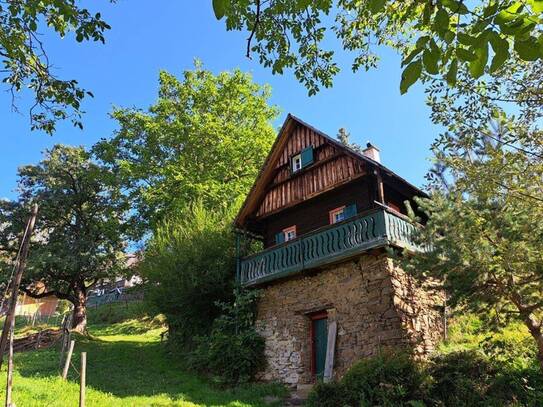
xmin=255 ymin=253 xmax=444 ymax=386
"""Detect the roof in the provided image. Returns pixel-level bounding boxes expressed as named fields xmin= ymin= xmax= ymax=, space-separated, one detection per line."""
xmin=234 ymin=114 xmax=427 ymax=228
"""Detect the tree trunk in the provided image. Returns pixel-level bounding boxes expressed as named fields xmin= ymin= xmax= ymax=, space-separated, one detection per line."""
xmin=520 ymin=311 xmax=543 ymax=373
xmin=71 ymin=285 xmax=88 ymax=334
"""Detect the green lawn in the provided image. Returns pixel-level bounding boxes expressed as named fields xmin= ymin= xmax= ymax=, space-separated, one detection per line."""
xmin=0 ymin=305 xmax=287 ymax=406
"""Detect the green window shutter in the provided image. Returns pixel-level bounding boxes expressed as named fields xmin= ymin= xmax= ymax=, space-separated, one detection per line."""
xmin=275 ymin=232 xmax=285 ymax=245
xmin=344 ymin=203 xmax=357 ymax=219
xmin=301 ymin=146 xmax=314 ymax=168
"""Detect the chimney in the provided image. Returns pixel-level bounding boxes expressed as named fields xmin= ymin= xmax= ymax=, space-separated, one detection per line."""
xmin=362 ymin=142 xmax=380 ymax=163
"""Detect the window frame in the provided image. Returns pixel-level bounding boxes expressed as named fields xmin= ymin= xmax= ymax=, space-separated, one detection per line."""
xmin=282 ymin=225 xmax=297 ymax=241
xmin=328 ymin=206 xmax=346 ymax=225
xmin=291 ymin=153 xmax=302 ymax=173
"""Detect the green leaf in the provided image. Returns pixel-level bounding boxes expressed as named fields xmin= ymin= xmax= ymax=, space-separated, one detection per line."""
xmin=441 ymin=0 xmax=469 ymax=14
xmin=529 ymin=0 xmax=543 ymax=13
xmin=456 ymin=47 xmax=477 ymax=61
xmin=446 ymin=59 xmax=458 ymax=86
xmin=369 ymin=0 xmax=386 ymax=13
xmin=457 ymin=33 xmax=475 ymax=46
xmin=434 ymin=8 xmax=450 ymax=33
xmin=423 ymin=39 xmax=441 ymax=74
xmin=469 ymin=42 xmax=489 ymax=78
xmin=514 ymin=37 xmax=541 ymax=60
xmin=489 ymin=34 xmax=510 ymax=73
xmin=212 ymin=0 xmax=228 ymax=19
xmin=400 ymin=59 xmax=422 ymax=94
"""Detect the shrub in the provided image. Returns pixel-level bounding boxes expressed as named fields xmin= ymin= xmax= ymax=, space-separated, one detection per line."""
xmin=307 ymin=350 xmax=428 ymax=407
xmin=427 ymin=350 xmax=543 ymax=406
xmin=188 ymin=289 xmax=266 ymax=386
xmin=426 ymin=350 xmax=497 ymax=406
xmin=139 ymin=202 xmax=237 ymax=348
xmin=308 ymin=349 xmax=543 ymax=407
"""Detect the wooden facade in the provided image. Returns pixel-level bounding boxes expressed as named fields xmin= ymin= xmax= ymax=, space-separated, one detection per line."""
xmin=235 ymin=114 xmax=424 ymax=249
xmin=256 ymin=124 xmax=367 ymax=218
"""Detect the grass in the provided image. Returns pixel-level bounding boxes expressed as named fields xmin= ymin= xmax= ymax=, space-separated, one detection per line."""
xmin=0 ymin=302 xmax=287 ymax=406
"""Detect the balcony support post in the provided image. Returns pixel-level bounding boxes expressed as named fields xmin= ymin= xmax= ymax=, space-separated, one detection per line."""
xmin=235 ymin=231 xmax=242 ymax=283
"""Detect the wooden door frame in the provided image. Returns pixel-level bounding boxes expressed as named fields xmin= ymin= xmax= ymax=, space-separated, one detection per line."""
xmin=309 ymin=310 xmax=328 ymax=378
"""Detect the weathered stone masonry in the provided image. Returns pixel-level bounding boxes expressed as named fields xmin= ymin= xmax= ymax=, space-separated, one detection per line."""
xmin=255 ymin=252 xmax=444 ymax=386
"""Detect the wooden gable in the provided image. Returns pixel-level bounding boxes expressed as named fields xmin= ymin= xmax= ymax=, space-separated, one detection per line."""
xmin=235 ymin=115 xmax=368 ymax=228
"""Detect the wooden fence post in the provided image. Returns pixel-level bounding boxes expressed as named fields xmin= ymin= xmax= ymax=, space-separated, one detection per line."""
xmin=61 ymin=340 xmax=75 ymax=380
xmin=5 ymin=312 xmax=15 ymax=407
xmin=79 ymin=352 xmax=86 ymax=407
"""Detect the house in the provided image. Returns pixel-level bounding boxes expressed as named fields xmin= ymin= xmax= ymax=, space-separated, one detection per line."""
xmin=234 ymin=114 xmax=444 ymax=387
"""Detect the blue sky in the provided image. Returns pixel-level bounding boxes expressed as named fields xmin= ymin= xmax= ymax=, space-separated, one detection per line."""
xmin=0 ymin=1 xmax=440 ymax=200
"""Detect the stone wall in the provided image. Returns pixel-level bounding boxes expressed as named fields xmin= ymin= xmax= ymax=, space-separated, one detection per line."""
xmin=255 ymin=252 xmax=444 ymax=386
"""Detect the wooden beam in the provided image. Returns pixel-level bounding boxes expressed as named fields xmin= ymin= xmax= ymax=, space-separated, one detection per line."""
xmin=375 ymin=169 xmax=385 ymax=204
xmin=323 ymin=308 xmax=337 ymax=383
xmin=0 ymin=204 xmax=38 ymax=370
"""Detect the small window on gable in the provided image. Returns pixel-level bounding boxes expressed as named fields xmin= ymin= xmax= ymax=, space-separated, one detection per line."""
xmin=291 ymin=146 xmax=314 ymax=173
xmin=292 ymin=154 xmax=302 ymax=173
xmin=329 ymin=203 xmax=357 ymax=224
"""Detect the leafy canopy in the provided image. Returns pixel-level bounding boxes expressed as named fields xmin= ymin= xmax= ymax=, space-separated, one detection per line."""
xmin=213 ymin=0 xmax=543 ymax=94
xmin=139 ymin=202 xmax=237 ymax=347
xmin=94 ymin=62 xmax=279 ymax=236
xmin=0 ymin=0 xmax=111 ymax=134
xmin=404 ymin=60 xmax=543 ymax=369
xmin=0 ymin=145 xmax=129 ymax=316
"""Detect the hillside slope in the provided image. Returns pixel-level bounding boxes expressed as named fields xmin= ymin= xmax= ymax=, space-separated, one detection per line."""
xmin=0 ymin=303 xmax=286 ymax=407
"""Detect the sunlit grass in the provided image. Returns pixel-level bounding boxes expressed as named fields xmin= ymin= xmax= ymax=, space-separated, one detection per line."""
xmin=0 ymin=303 xmax=286 ymax=406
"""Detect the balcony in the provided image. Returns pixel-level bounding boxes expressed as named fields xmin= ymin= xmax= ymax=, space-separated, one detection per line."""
xmin=238 ymin=209 xmax=422 ymax=286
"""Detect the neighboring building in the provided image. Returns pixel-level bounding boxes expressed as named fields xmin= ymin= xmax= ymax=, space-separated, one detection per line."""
xmin=234 ymin=114 xmax=444 ymax=387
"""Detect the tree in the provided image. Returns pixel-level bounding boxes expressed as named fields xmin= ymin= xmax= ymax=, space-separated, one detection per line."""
xmin=212 ymin=0 xmax=543 ymax=95
xmin=336 ymin=127 xmax=363 ymax=154
xmin=0 ymin=145 xmax=129 ymax=332
xmin=1 ymin=1 xmax=111 ymax=134
xmin=403 ymin=60 xmax=543 ymax=370
xmin=94 ymin=62 xmax=278 ymax=236
xmin=139 ymin=202 xmax=237 ymax=347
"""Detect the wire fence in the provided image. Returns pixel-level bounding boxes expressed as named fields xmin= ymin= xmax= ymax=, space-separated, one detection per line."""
xmin=87 ymin=290 xmax=144 ymax=308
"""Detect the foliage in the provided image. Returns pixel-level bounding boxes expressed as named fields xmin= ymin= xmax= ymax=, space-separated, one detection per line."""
xmin=402 ymin=59 xmax=543 ymax=369
xmin=189 ymin=289 xmax=266 ymax=386
xmin=0 ymin=145 xmax=129 ymax=331
xmin=307 ymin=350 xmax=428 ymax=407
xmin=336 ymin=127 xmax=363 ymax=154
xmin=308 ymin=347 xmax=543 ymax=406
xmin=0 ymin=0 xmax=111 ymax=133
xmin=0 ymin=308 xmax=287 ymax=407
xmin=139 ymin=202 xmax=237 ymax=348
xmin=94 ymin=62 xmax=278 ymax=236
xmin=213 ymin=0 xmax=543 ymax=94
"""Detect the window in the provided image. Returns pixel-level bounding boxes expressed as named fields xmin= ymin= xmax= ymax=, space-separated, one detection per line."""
xmin=283 ymin=226 xmax=297 ymax=241
xmin=275 ymin=225 xmax=297 ymax=244
xmin=329 ymin=203 xmax=357 ymax=224
xmin=329 ymin=206 xmax=346 ymax=224
xmin=291 ymin=146 xmax=314 ymax=173
xmin=292 ymin=154 xmax=302 ymax=172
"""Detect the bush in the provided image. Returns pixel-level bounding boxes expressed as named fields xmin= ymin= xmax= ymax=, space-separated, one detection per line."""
xmin=139 ymin=202 xmax=237 ymax=348
xmin=188 ymin=289 xmax=266 ymax=386
xmin=307 ymin=350 xmax=427 ymax=407
xmin=428 ymin=350 xmax=543 ymax=406
xmin=308 ymin=349 xmax=543 ymax=407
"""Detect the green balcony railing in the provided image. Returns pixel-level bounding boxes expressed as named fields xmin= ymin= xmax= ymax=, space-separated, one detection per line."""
xmin=239 ymin=209 xmax=422 ymax=286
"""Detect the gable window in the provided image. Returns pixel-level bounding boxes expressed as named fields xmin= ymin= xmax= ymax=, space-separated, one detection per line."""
xmin=275 ymin=226 xmax=297 ymax=245
xmin=329 ymin=203 xmax=357 ymax=224
xmin=292 ymin=154 xmax=302 ymax=172
xmin=291 ymin=146 xmax=314 ymax=173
